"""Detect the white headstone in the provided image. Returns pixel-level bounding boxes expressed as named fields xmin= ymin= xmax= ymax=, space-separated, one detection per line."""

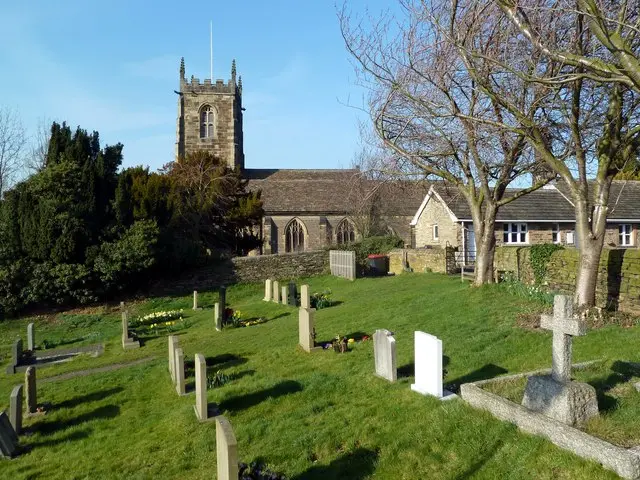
xmin=194 ymin=353 xmax=208 ymax=421
xmin=215 ymin=416 xmax=239 ymax=480
xmin=300 ymin=284 xmax=310 ymax=310
xmin=281 ymin=286 xmax=288 ymax=305
xmin=175 ymin=347 xmax=186 ymax=396
xmin=264 ymin=279 xmax=273 ymax=301
xmin=374 ymin=329 xmax=397 ymax=382
xmin=410 ymin=331 xmax=454 ymax=399
xmin=298 ymin=308 xmax=317 ymax=352
xmin=168 ymin=336 xmax=179 ymax=383
xmin=273 ymin=281 xmax=280 ymax=303
xmin=214 ymin=302 xmax=222 ymax=331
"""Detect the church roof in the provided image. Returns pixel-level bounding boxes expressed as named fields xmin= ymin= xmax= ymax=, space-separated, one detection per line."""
xmin=245 ymin=168 xmax=430 ymax=216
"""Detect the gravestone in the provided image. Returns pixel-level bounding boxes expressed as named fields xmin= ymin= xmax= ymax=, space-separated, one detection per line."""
xmin=175 ymin=347 xmax=186 ymax=396
xmin=300 ymin=284 xmax=310 ymax=310
xmin=281 ymin=286 xmax=288 ymax=305
xmin=219 ymin=286 xmax=227 ymax=323
xmin=9 ymin=385 xmax=23 ymax=435
xmin=288 ymin=282 xmax=298 ymax=307
xmin=121 ymin=310 xmax=140 ymax=350
xmin=168 ymin=336 xmax=180 ymax=383
xmin=411 ymin=331 xmax=454 ymax=399
xmin=214 ymin=302 xmax=222 ymax=331
xmin=194 ymin=353 xmax=209 ymax=421
xmin=0 ymin=411 xmax=18 ymax=458
xmin=273 ymin=281 xmax=280 ymax=303
xmin=374 ymin=329 xmax=397 ymax=382
xmin=264 ymin=279 xmax=273 ymax=301
xmin=27 ymin=323 xmax=35 ymax=352
xmin=193 ymin=290 xmax=199 ymax=310
xmin=25 ymin=366 xmax=36 ymax=414
xmin=522 ymin=295 xmax=598 ymax=426
xmin=298 ymin=307 xmax=319 ymax=353
xmin=8 ymin=339 xmax=23 ymax=373
xmin=215 ymin=415 xmax=239 ymax=480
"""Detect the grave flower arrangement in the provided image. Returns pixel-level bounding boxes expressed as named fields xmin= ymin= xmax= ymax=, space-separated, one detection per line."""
xmin=131 ymin=310 xmax=186 ymax=333
xmin=238 ymin=462 xmax=287 ymax=480
xmin=310 ymin=289 xmax=333 ymax=309
xmin=225 ymin=309 xmax=267 ymax=328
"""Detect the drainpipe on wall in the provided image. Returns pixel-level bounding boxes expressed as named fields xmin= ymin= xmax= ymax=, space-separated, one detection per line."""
xmin=461 ymin=221 xmax=466 ymax=267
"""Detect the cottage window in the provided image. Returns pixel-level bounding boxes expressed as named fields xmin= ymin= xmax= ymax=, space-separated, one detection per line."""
xmin=566 ymin=231 xmax=575 ymax=245
xmin=336 ymin=219 xmax=355 ymax=244
xmin=200 ymin=105 xmax=215 ymax=138
xmin=552 ymin=223 xmax=561 ymax=244
xmin=503 ymin=223 xmax=528 ymax=244
xmin=285 ymin=219 xmax=305 ymax=253
xmin=619 ymin=224 xmax=633 ymax=246
xmin=433 ymin=224 xmax=439 ymax=240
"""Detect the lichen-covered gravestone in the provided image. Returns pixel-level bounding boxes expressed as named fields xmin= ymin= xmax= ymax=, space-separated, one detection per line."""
xmin=374 ymin=329 xmax=397 ymax=382
xmin=25 ymin=366 xmax=37 ymax=415
xmin=9 ymin=385 xmax=23 ymax=435
xmin=522 ymin=295 xmax=598 ymax=426
xmin=0 ymin=411 xmax=18 ymax=458
xmin=215 ymin=415 xmax=239 ymax=480
xmin=410 ymin=331 xmax=454 ymax=399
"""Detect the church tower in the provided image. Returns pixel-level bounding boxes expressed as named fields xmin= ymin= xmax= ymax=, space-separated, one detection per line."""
xmin=175 ymin=57 xmax=244 ymax=170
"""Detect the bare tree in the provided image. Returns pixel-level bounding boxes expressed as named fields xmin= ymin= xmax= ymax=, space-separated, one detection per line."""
xmin=341 ymin=1 xmax=553 ymax=285
xmin=448 ymin=0 xmax=640 ymax=307
xmin=0 ymin=107 xmax=26 ymax=196
xmin=25 ymin=118 xmax=51 ymax=174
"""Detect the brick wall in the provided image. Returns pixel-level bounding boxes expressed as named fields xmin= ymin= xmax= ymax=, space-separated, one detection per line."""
xmin=494 ymin=246 xmax=640 ymax=313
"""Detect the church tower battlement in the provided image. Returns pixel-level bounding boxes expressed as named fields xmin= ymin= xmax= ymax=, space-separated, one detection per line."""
xmin=175 ymin=57 xmax=244 ymax=170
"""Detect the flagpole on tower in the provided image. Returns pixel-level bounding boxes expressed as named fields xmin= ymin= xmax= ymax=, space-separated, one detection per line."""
xmin=210 ymin=21 xmax=213 ymax=81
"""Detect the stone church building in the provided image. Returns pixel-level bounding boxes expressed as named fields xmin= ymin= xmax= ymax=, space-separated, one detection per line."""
xmin=175 ymin=59 xmax=427 ymax=254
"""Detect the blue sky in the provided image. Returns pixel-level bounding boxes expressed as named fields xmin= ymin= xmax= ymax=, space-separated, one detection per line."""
xmin=0 ymin=0 xmax=396 ymax=172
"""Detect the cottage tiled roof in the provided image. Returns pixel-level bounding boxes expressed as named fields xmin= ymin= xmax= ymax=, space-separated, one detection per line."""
xmin=433 ymin=185 xmax=576 ymax=221
xmin=245 ymin=168 xmax=429 ymax=216
xmin=554 ymin=180 xmax=640 ymax=221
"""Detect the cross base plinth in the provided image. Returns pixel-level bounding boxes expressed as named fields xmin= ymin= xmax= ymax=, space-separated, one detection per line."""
xmin=522 ymin=375 xmax=598 ymax=427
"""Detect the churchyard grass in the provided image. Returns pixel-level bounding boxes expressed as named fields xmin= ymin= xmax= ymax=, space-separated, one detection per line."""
xmin=0 ymin=273 xmax=637 ymax=478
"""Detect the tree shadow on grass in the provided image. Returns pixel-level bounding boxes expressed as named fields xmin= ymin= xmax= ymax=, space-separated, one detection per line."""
xmin=291 ymin=448 xmax=379 ymax=480
xmin=185 ymin=354 xmax=248 ymax=377
xmin=54 ymin=387 xmax=124 ymax=410
xmin=219 ymin=380 xmax=303 ymax=413
xmin=587 ymin=360 xmax=638 ymax=412
xmin=185 ymin=369 xmax=256 ymax=394
xmin=27 ymin=429 xmax=92 ymax=450
xmin=446 ymin=364 xmax=509 ymax=393
xmin=33 ymin=404 xmax=120 ymax=436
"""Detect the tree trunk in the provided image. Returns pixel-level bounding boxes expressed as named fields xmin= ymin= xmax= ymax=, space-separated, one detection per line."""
xmin=574 ymin=197 xmax=607 ymax=308
xmin=472 ymin=205 xmax=497 ymax=286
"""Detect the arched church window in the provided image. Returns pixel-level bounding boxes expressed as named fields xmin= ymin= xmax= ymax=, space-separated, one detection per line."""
xmin=200 ymin=105 xmax=215 ymax=138
xmin=285 ymin=219 xmax=305 ymax=253
xmin=336 ymin=218 xmax=356 ymax=244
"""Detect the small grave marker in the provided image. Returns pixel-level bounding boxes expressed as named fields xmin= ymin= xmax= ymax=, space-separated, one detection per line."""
xmin=374 ymin=329 xmax=397 ymax=382
xmin=175 ymin=347 xmax=186 ymax=396
xmin=193 ymin=290 xmax=199 ymax=310
xmin=8 ymin=339 xmax=23 ymax=374
xmin=264 ymin=279 xmax=273 ymax=301
xmin=288 ymin=282 xmax=298 ymax=306
xmin=214 ymin=302 xmax=222 ymax=331
xmin=27 ymin=323 xmax=35 ymax=352
xmin=25 ymin=366 xmax=37 ymax=414
xmin=273 ymin=281 xmax=280 ymax=303
xmin=0 ymin=411 xmax=18 ymax=458
xmin=299 ymin=307 xmax=319 ymax=353
xmin=121 ymin=310 xmax=140 ymax=350
xmin=215 ymin=415 xmax=239 ymax=480
xmin=410 ymin=331 xmax=454 ymax=399
xmin=194 ymin=353 xmax=215 ymax=421
xmin=9 ymin=385 xmax=23 ymax=435
xmin=281 ymin=285 xmax=288 ymax=305
xmin=168 ymin=336 xmax=180 ymax=383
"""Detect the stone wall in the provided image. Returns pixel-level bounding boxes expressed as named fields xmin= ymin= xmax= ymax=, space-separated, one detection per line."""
xmin=151 ymin=251 xmax=329 ymax=296
xmin=388 ymin=248 xmax=449 ymax=275
xmin=494 ymin=246 xmax=640 ymax=313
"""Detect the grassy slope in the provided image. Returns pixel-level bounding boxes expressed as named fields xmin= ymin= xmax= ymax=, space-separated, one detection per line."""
xmin=0 ymin=273 xmax=637 ymax=479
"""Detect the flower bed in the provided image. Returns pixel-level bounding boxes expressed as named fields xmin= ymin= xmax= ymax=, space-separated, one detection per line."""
xmin=130 ymin=310 xmax=187 ymax=333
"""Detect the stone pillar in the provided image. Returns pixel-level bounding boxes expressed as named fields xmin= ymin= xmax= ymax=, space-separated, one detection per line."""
xmin=175 ymin=347 xmax=186 ymax=396
xmin=193 ymin=290 xmax=199 ymax=310
xmin=281 ymin=286 xmax=288 ymax=305
xmin=9 ymin=385 xmax=23 ymax=435
xmin=194 ymin=353 xmax=208 ymax=421
xmin=168 ymin=336 xmax=179 ymax=383
xmin=215 ymin=415 xmax=239 ymax=480
xmin=27 ymin=323 xmax=35 ymax=351
xmin=273 ymin=281 xmax=280 ymax=303
xmin=25 ymin=366 xmax=36 ymax=414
